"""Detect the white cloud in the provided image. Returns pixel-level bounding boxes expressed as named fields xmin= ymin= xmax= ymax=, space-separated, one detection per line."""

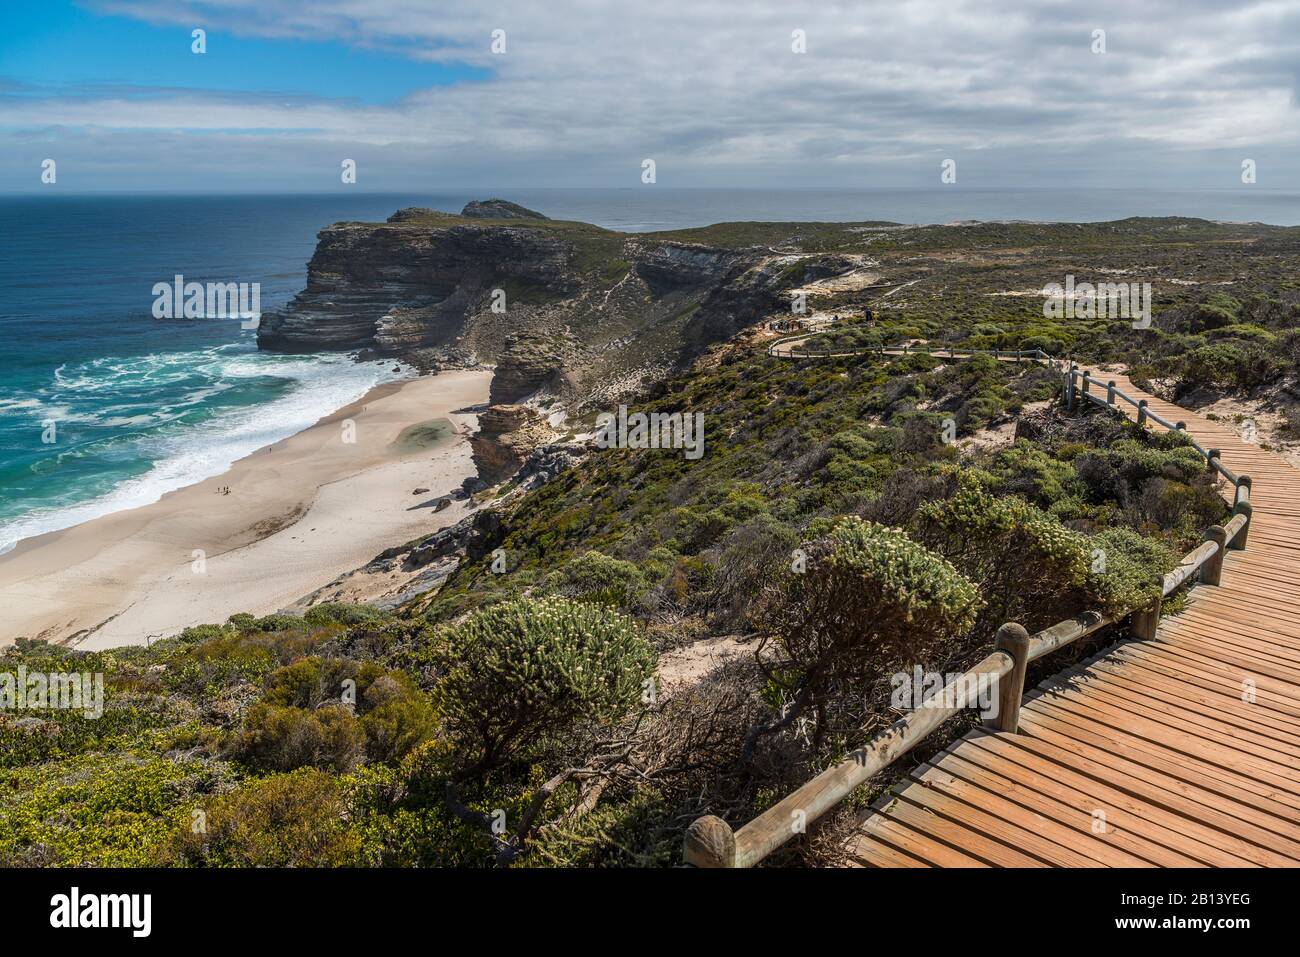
xmin=3 ymin=0 xmax=1299 ymax=189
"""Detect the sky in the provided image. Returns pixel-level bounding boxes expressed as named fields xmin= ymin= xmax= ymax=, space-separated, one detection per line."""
xmin=1 ymin=0 xmax=1299 ymax=192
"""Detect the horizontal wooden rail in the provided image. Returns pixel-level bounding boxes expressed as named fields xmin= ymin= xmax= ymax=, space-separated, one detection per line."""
xmin=686 ymin=347 xmax=1256 ymax=867
xmin=1026 ymin=610 xmax=1111 ymax=661
xmin=1163 ymin=539 xmax=1220 ymax=595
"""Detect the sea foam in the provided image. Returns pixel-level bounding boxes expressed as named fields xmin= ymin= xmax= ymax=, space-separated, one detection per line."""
xmin=0 ymin=346 xmax=408 ymax=554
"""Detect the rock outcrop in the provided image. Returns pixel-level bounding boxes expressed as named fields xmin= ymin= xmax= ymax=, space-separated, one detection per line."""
xmin=469 ymin=404 xmax=560 ymax=484
xmin=461 ymin=199 xmax=549 ymax=220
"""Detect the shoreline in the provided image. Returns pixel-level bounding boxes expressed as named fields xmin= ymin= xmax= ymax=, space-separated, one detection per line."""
xmin=0 ymin=368 xmax=492 ymax=649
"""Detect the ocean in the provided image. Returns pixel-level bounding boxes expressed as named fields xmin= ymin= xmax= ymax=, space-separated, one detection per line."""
xmin=3 ymin=187 xmax=1299 ymax=553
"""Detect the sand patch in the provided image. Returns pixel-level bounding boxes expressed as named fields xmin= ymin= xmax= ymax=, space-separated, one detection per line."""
xmin=0 ymin=369 xmax=491 ymax=648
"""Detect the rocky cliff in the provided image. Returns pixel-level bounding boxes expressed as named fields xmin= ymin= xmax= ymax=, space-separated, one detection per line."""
xmin=257 ymin=201 xmax=795 ymax=408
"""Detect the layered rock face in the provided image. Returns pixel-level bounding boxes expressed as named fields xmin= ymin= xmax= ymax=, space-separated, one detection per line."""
xmin=257 ymin=215 xmax=573 ymax=361
xmin=258 ymin=202 xmax=798 ymax=409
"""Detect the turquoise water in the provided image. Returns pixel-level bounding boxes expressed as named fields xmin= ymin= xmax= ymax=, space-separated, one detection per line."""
xmin=0 ymin=195 xmax=435 ymax=553
xmin=4 ymin=188 xmax=1299 ymax=554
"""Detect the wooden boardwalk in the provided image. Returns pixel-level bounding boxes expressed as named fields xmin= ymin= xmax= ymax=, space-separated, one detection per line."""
xmin=847 ymin=373 xmax=1300 ymax=867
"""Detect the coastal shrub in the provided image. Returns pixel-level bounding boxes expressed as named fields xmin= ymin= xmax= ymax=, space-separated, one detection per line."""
xmin=707 ymin=516 xmax=800 ymax=629
xmin=358 ymin=675 xmax=439 ymax=764
xmin=0 ymin=753 xmax=214 ymax=867
xmin=895 ymin=414 xmax=945 ymax=455
xmin=989 ymin=440 xmax=1076 ymax=506
xmin=345 ymin=747 xmax=497 ymax=867
xmin=1073 ymin=439 xmax=1203 ymax=502
xmin=912 ymin=480 xmax=1093 ymax=634
xmin=1085 ymin=527 xmax=1178 ymax=616
xmin=232 ymin=657 xmax=436 ymax=769
xmin=430 ymin=597 xmax=656 ymax=773
xmin=557 ymin=550 xmax=647 ymax=608
xmin=247 ymin=614 xmax=302 ymax=633
xmin=0 ymin=704 xmax=179 ymax=768
xmin=260 ymin=656 xmax=363 ymax=709
xmin=1187 ymin=293 xmax=1240 ymax=332
xmin=754 ymin=518 xmax=981 ymax=748
xmin=955 ymin=391 xmax=1006 ymax=432
xmin=1021 ymin=334 xmax=1066 ymax=355
xmin=1134 ymin=477 xmax=1226 ymax=539
xmin=160 ymin=768 xmax=363 ymax=867
xmin=231 ymin=702 xmax=365 ymax=773
xmin=304 ymin=603 xmax=384 ymax=628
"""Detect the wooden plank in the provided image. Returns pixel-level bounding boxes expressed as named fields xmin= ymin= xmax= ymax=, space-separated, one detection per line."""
xmin=1020 ymin=704 xmax=1300 ymax=817
xmin=1024 ymin=707 xmax=1300 ymax=842
xmin=854 ymin=813 xmax=987 ymax=868
xmin=958 ymin=733 xmax=1254 ymax=866
xmin=1040 ymin=674 xmax=1300 ymax=758
xmin=1029 ymin=686 xmax=1300 ymax=785
xmin=868 ymin=791 xmax=1041 ymax=866
xmin=910 ymin=761 xmax=1152 ymax=867
xmin=843 ymin=833 xmax=933 ymax=868
xmin=892 ymin=774 xmax=1104 ymax=867
xmin=998 ymin=733 xmax=1300 ymax=865
xmin=1067 ymin=657 xmax=1300 ymax=739
xmin=926 ymin=750 xmax=1200 ymax=866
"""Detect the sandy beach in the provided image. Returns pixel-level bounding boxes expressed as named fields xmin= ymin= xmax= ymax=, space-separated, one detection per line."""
xmin=0 ymin=369 xmax=491 ymax=649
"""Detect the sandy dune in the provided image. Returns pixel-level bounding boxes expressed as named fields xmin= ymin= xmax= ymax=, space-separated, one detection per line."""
xmin=0 ymin=369 xmax=491 ymax=649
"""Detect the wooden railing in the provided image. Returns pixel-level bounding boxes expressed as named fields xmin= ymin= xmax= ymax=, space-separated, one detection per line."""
xmin=684 ymin=354 xmax=1252 ymax=868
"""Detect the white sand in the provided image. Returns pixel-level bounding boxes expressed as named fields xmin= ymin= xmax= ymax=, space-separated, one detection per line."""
xmin=0 ymin=369 xmax=491 ymax=649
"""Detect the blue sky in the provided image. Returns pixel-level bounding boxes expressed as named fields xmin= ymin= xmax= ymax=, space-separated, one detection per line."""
xmin=1 ymin=0 xmax=1299 ymax=192
xmin=0 ymin=1 xmax=487 ymax=104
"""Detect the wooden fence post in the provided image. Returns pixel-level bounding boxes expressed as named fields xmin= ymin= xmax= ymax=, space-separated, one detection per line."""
xmin=1081 ymin=371 xmax=1091 ymax=399
xmin=1231 ymin=501 xmax=1253 ymax=550
xmin=683 ymin=815 xmax=736 ymax=868
xmin=1131 ymin=588 xmax=1162 ymax=640
xmin=1107 ymin=381 xmax=1116 ymax=405
xmin=1201 ymin=525 xmax=1227 ymax=586
xmin=1206 ymin=449 xmax=1220 ymax=473
xmin=989 ymin=623 xmax=1032 ymax=734
xmin=1235 ymin=475 xmax=1252 ymax=507
xmin=1137 ymin=399 xmax=1148 ymax=426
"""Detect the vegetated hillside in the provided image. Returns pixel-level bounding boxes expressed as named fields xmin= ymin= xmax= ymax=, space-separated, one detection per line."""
xmin=2 ymin=331 xmax=1231 ymax=867
xmin=798 ymin=218 xmax=1300 ymax=401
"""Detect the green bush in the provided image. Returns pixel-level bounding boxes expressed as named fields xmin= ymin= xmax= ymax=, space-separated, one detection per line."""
xmin=756 ymin=517 xmax=981 ymax=742
xmin=161 ymin=768 xmax=363 ymax=867
xmin=232 ymin=657 xmax=436 ymax=770
xmin=1086 ymin=527 xmax=1179 ymax=616
xmin=913 ymin=479 xmax=1093 ymax=634
xmin=0 ymin=754 xmax=212 ymax=867
xmin=304 ymin=603 xmax=384 ymax=628
xmin=231 ymin=702 xmax=365 ymax=773
xmin=431 ymin=597 xmax=656 ymax=773
xmin=990 ymin=439 xmax=1076 ymax=505
xmin=557 ymin=550 xmax=647 ymax=608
